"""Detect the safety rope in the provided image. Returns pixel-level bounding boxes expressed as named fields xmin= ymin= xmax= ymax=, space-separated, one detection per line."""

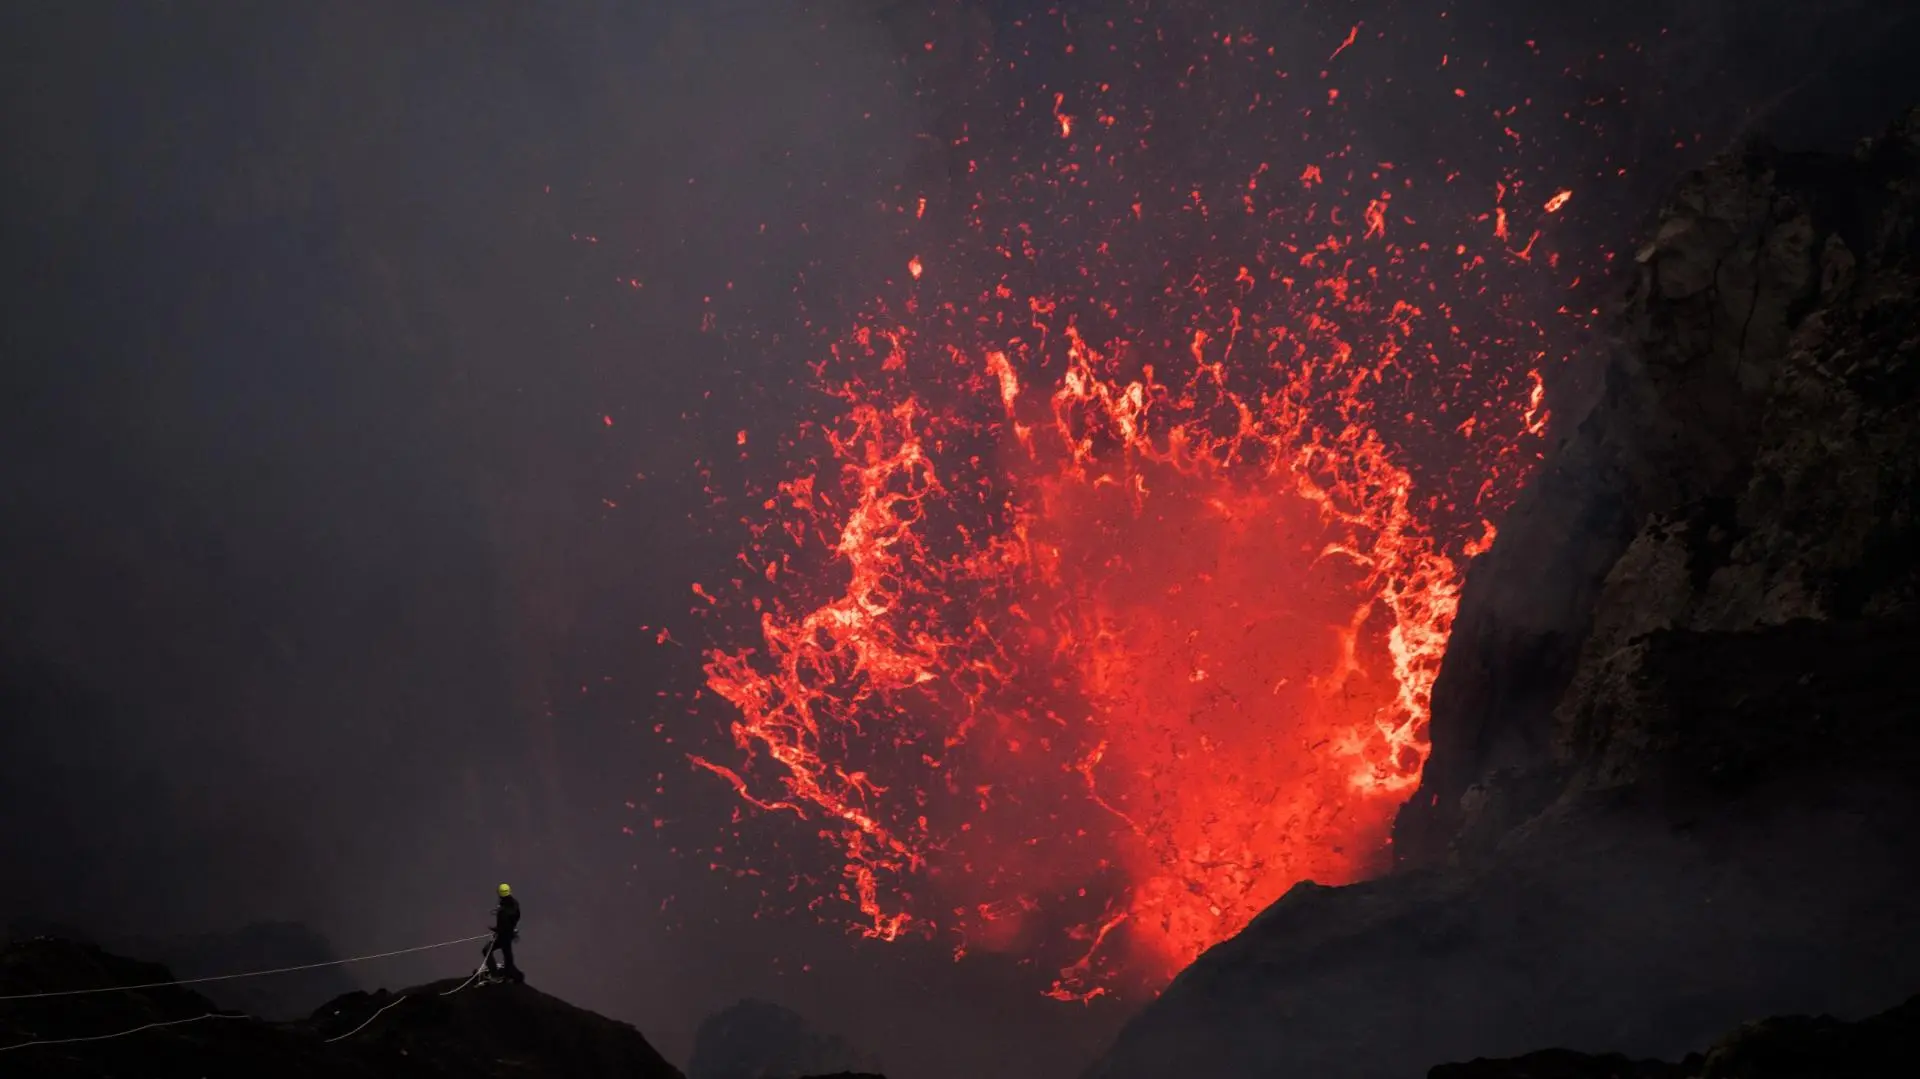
xmin=437 ymin=942 xmax=494 ymax=999
xmin=0 ymin=933 xmax=492 ymax=1002
xmin=0 ymin=1012 xmax=252 ymax=1055
xmin=0 ymin=932 xmax=504 ymax=1053
xmin=314 ymin=939 xmax=495 ymax=1046
xmin=321 ymin=993 xmax=410 ymax=1044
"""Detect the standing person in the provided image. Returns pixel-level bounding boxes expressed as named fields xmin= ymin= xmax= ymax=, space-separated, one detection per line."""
xmin=486 ymin=883 xmax=524 ymax=983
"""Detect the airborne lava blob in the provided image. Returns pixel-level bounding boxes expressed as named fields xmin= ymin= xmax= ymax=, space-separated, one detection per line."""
xmin=687 ymin=13 xmax=1569 ymax=1000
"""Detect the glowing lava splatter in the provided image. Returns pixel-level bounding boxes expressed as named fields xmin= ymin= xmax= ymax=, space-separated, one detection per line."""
xmin=687 ymin=11 xmax=1572 ymax=1000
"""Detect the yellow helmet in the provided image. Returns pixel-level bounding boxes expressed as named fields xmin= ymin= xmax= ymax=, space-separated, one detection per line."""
xmin=498 ymin=883 xmax=512 ymax=897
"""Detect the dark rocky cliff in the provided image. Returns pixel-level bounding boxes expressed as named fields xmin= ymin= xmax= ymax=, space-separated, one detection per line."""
xmin=1086 ymin=108 xmax=1920 ymax=1079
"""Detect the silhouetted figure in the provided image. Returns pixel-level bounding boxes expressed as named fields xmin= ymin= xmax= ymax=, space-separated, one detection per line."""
xmin=485 ymin=883 xmax=523 ymax=983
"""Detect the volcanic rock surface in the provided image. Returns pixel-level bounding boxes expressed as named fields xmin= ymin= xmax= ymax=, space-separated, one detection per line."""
xmin=1431 ymin=992 xmax=1919 ymax=1078
xmin=0 ymin=937 xmax=684 ymax=1078
xmin=688 ymin=998 xmax=882 ymax=1079
xmin=1086 ymin=108 xmax=1920 ymax=1079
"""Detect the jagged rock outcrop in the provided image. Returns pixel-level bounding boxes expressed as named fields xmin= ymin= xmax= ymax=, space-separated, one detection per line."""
xmin=0 ymin=937 xmax=683 ymax=1078
xmin=1400 ymin=106 xmax=1920 ymax=867
xmin=688 ymin=999 xmax=882 ymax=1079
xmin=1432 ymin=992 xmax=1918 ymax=1078
xmin=1086 ymin=108 xmax=1920 ymax=1079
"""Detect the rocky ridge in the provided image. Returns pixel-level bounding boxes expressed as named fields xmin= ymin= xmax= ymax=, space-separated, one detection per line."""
xmin=6 ymin=937 xmax=1914 ymax=1079
xmin=0 ymin=936 xmax=891 ymax=1079
xmin=0 ymin=936 xmax=683 ymax=1079
xmin=1086 ymin=109 xmax=1920 ymax=1079
xmin=1434 ymin=992 xmax=1918 ymax=1078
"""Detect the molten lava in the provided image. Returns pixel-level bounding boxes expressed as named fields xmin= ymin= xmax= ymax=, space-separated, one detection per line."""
xmin=682 ymin=13 xmax=1570 ymax=1000
xmin=696 ymin=314 xmax=1529 ymax=997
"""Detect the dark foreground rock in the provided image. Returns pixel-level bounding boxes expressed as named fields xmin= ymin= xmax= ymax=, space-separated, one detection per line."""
xmin=689 ymin=998 xmax=882 ymax=1079
xmin=1432 ymin=992 xmax=1919 ymax=1078
xmin=1087 ymin=109 xmax=1920 ymax=1079
xmin=0 ymin=937 xmax=683 ymax=1078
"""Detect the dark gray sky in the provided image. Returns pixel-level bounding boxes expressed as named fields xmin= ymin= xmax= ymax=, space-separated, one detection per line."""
xmin=3 ymin=2 xmax=1917 ymax=1077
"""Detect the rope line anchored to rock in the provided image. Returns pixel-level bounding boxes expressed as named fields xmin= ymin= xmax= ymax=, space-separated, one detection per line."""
xmin=316 ymin=940 xmax=498 ymax=1046
xmin=437 ymin=940 xmax=496 ymax=999
xmin=0 ymin=933 xmax=493 ymax=1002
xmin=0 ymin=933 xmax=501 ymax=1054
xmin=0 ymin=1012 xmax=253 ymax=1055
xmin=322 ymin=994 xmax=412 ymax=1044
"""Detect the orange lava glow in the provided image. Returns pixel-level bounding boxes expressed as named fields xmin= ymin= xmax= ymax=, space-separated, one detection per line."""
xmin=698 ymin=306 xmax=1484 ymax=995
xmin=682 ymin=13 xmax=1572 ymax=1001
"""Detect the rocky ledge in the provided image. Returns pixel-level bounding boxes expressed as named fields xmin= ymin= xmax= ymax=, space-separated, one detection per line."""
xmin=1 ymin=936 xmax=890 ymax=1079
xmin=1087 ymin=109 xmax=1920 ymax=1079
xmin=1434 ymin=992 xmax=1918 ymax=1078
xmin=0 ymin=936 xmax=684 ymax=1078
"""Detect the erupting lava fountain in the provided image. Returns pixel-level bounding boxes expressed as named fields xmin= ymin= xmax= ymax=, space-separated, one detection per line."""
xmin=680 ymin=12 xmax=1574 ymax=1001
